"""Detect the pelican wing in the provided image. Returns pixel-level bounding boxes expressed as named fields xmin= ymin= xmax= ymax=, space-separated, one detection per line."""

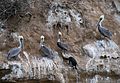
xmin=57 ymin=42 xmax=68 ymax=50
xmin=101 ymin=27 xmax=112 ymax=36
xmin=8 ymin=47 xmax=21 ymax=59
xmin=41 ymin=45 xmax=53 ymax=56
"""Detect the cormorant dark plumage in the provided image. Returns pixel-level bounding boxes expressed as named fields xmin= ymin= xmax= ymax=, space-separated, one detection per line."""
xmin=7 ymin=36 xmax=24 ymax=60
xmin=97 ymin=15 xmax=112 ymax=40
xmin=57 ymin=32 xmax=68 ymax=52
xmin=40 ymin=35 xmax=53 ymax=59
xmin=69 ymin=57 xmax=77 ymax=69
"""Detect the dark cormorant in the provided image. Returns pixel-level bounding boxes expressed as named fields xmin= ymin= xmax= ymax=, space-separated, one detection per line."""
xmin=69 ymin=57 xmax=77 ymax=69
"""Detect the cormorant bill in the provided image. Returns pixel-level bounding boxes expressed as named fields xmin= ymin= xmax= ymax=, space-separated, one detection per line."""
xmin=7 ymin=36 xmax=24 ymax=60
xmin=97 ymin=15 xmax=112 ymax=40
xmin=57 ymin=31 xmax=68 ymax=53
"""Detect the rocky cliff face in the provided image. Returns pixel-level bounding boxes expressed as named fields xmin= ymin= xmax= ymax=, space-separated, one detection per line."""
xmin=0 ymin=0 xmax=120 ymax=83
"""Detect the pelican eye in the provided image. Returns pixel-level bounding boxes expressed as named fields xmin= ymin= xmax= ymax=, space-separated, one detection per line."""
xmin=41 ymin=37 xmax=43 ymax=39
xmin=20 ymin=38 xmax=23 ymax=41
xmin=100 ymin=18 xmax=102 ymax=21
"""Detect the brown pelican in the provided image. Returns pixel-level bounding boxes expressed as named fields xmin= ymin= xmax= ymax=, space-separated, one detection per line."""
xmin=57 ymin=31 xmax=68 ymax=53
xmin=7 ymin=36 xmax=24 ymax=60
xmin=40 ymin=35 xmax=54 ymax=59
xmin=97 ymin=15 xmax=112 ymax=40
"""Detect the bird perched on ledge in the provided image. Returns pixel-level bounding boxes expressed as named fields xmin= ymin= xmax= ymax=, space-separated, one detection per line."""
xmin=97 ymin=15 xmax=112 ymax=40
xmin=57 ymin=31 xmax=68 ymax=53
xmin=7 ymin=36 xmax=24 ymax=60
xmin=39 ymin=35 xmax=54 ymax=59
xmin=68 ymin=56 xmax=78 ymax=70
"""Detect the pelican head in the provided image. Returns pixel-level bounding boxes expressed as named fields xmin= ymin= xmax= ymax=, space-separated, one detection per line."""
xmin=97 ymin=15 xmax=105 ymax=26
xmin=41 ymin=35 xmax=45 ymax=41
xmin=18 ymin=36 xmax=24 ymax=48
xmin=40 ymin=35 xmax=45 ymax=47
xmin=79 ymin=18 xmax=83 ymax=24
xmin=18 ymin=36 xmax=24 ymax=41
xmin=58 ymin=31 xmax=62 ymax=36
xmin=58 ymin=32 xmax=62 ymax=42
xmin=99 ymin=15 xmax=104 ymax=21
